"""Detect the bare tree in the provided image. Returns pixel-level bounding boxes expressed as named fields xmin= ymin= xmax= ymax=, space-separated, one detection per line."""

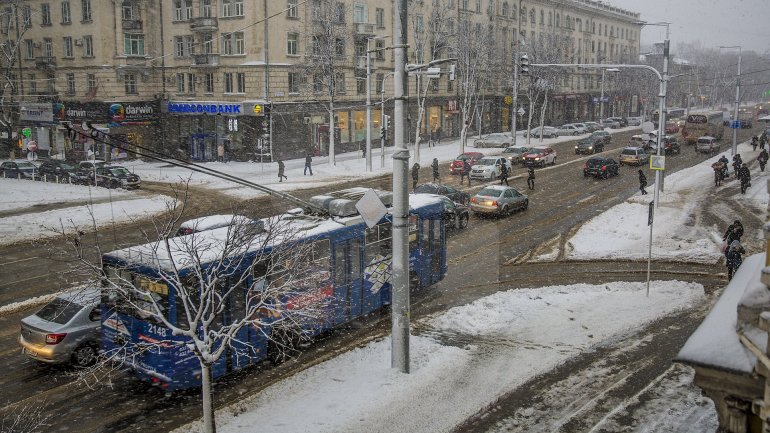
xmin=59 ymin=186 xmax=333 ymax=433
xmin=0 ymin=1 xmax=31 ymax=158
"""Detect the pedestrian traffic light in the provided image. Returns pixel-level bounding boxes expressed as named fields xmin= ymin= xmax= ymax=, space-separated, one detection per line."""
xmin=519 ymin=54 xmax=530 ymax=76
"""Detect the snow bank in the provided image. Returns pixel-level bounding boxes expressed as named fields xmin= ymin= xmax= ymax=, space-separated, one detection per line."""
xmin=0 ymin=178 xmax=136 ymax=213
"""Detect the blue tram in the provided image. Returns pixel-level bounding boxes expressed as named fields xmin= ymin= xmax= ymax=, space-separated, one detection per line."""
xmin=99 ymin=189 xmax=448 ymax=390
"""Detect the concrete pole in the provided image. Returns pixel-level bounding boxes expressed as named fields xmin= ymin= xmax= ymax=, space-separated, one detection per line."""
xmin=732 ymin=49 xmax=742 ymax=157
xmin=381 ymin=86 xmax=386 ymax=168
xmin=600 ymin=69 xmax=605 ymax=120
xmin=366 ymin=38 xmax=373 ymax=172
xmin=391 ymin=0 xmax=410 ymax=373
xmin=511 ymin=49 xmax=518 ymax=146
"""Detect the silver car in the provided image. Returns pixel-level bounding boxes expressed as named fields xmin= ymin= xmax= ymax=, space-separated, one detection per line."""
xmin=473 ymin=133 xmax=513 ymax=148
xmin=19 ymin=288 xmax=101 ymax=367
xmin=470 ymin=185 xmax=529 ymax=216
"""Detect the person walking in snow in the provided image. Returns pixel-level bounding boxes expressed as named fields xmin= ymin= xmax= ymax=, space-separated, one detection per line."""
xmin=759 ymin=149 xmax=768 ymax=172
xmin=304 ymin=153 xmax=313 ymax=176
xmin=638 ymin=169 xmax=648 ymax=195
xmin=526 ymin=166 xmax=535 ymax=190
xmin=277 ymin=160 xmax=287 ymax=182
xmin=726 ymin=240 xmax=745 ymax=281
xmin=723 ymin=220 xmax=744 ymax=258
xmin=712 ymin=161 xmax=725 ymax=187
xmin=738 ymin=163 xmax=751 ymax=194
xmin=460 ymin=159 xmax=472 ymax=186
xmin=752 ymin=136 xmax=759 ymax=152
xmin=411 ymin=163 xmax=420 ymax=189
xmin=732 ymin=154 xmax=743 ymax=178
xmin=499 ymin=161 xmax=509 ymax=186
xmin=431 ymin=158 xmax=440 ymax=182
xmin=718 ymin=155 xmax=730 ymax=180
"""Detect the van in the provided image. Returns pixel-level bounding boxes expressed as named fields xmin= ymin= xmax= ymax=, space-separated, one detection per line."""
xmin=695 ymin=136 xmax=719 ymax=154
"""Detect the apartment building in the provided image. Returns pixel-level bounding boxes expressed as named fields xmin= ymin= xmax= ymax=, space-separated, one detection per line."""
xmin=3 ymin=0 xmax=640 ymax=162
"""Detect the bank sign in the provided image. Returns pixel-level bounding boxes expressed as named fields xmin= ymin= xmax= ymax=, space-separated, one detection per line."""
xmin=165 ymin=100 xmax=269 ymax=116
xmin=20 ymin=103 xmax=55 ymax=123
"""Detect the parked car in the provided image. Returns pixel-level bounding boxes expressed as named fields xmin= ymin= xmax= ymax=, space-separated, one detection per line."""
xmin=470 ymin=185 xmax=528 ymax=216
xmin=501 ymin=145 xmax=530 ymax=164
xmin=558 ymin=124 xmax=587 ymax=136
xmin=449 ymin=152 xmax=484 ymax=175
xmin=523 ymin=146 xmax=557 ymax=167
xmin=583 ymin=121 xmax=604 ymax=132
xmin=695 ymin=136 xmax=720 ymax=154
xmin=176 ymin=214 xmax=264 ymax=236
xmin=572 ymin=122 xmax=591 ymax=133
xmin=574 ymin=136 xmax=605 ymax=154
xmin=649 ymin=136 xmax=682 ymax=155
xmin=413 ymin=183 xmax=471 ymax=205
xmin=528 ymin=126 xmax=559 ymax=139
xmin=583 ymin=156 xmax=620 ymax=179
xmin=618 ymin=146 xmax=650 ymax=166
xmin=470 ymin=156 xmax=512 ymax=181
xmin=436 ymin=195 xmax=469 ymax=229
xmin=626 ymin=117 xmax=643 ymax=126
xmin=740 ymin=119 xmax=753 ymax=129
xmin=589 ymin=131 xmax=611 ymax=145
xmin=92 ymin=166 xmax=141 ymax=189
xmin=473 ymin=133 xmax=512 ymax=148
xmin=608 ymin=117 xmax=628 ymax=127
xmin=0 ymin=160 xmax=38 ymax=180
xmin=19 ymin=288 xmax=101 ymax=367
xmin=600 ymin=119 xmax=621 ymax=129
xmin=78 ymin=159 xmax=108 ymax=172
xmin=38 ymin=159 xmax=79 ymax=181
xmin=664 ymin=121 xmax=679 ymax=134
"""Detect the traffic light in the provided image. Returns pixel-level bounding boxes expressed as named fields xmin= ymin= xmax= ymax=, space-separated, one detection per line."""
xmin=380 ymin=125 xmax=386 ymax=141
xmin=384 ymin=115 xmax=390 ymax=130
xmin=519 ymin=54 xmax=530 ymax=76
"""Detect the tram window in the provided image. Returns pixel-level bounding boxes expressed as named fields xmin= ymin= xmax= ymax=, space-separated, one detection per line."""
xmin=422 ymin=220 xmax=430 ymax=244
xmin=366 ymin=223 xmax=392 ymax=245
xmin=312 ymin=239 xmax=330 ymax=270
xmin=366 ymin=239 xmax=391 ymax=264
xmin=409 ymin=215 xmax=419 ymax=249
xmin=432 ymin=218 xmax=442 ymax=248
xmin=350 ymin=239 xmax=361 ymax=278
xmin=334 ymin=245 xmax=346 ymax=285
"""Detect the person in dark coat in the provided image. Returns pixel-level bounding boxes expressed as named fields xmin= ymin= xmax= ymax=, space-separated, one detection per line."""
xmin=761 ymin=132 xmax=768 ymax=150
xmin=361 ymin=140 xmax=367 ymax=158
xmin=718 ymin=155 xmax=730 ymax=179
xmin=431 ymin=158 xmax=440 ymax=182
xmin=732 ymin=154 xmax=743 ymax=178
xmin=526 ymin=166 xmax=535 ymax=190
xmin=499 ymin=161 xmax=509 ymax=186
xmin=460 ymin=159 xmax=472 ymax=186
xmin=712 ymin=161 xmax=725 ymax=187
xmin=726 ymin=240 xmax=745 ymax=281
xmin=723 ymin=220 xmax=744 ymax=259
xmin=758 ymin=149 xmax=768 ymax=172
xmin=304 ymin=153 xmax=313 ymax=175
xmin=411 ymin=163 xmax=420 ymax=189
xmin=277 ymin=160 xmax=287 ymax=182
xmin=752 ymin=136 xmax=759 ymax=152
xmin=638 ymin=170 xmax=648 ymax=195
xmin=738 ymin=163 xmax=751 ymax=194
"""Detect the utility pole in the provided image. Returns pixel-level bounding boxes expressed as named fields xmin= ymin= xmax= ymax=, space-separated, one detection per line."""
xmin=366 ymin=37 xmax=373 ymax=172
xmin=511 ymin=48 xmax=518 ymax=146
xmin=720 ymin=45 xmax=742 ymax=157
xmin=391 ymin=0 xmax=410 ymax=374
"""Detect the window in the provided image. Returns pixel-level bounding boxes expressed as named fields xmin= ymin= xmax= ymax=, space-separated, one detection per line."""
xmin=81 ymin=0 xmax=91 ymax=21
xmin=27 ymin=74 xmax=36 ymax=94
xmin=540 ymin=9 xmax=544 ymax=25
xmin=475 ymin=0 xmax=481 ymax=13
xmin=353 ymin=3 xmax=367 ymax=23
xmin=43 ymin=38 xmax=53 ymax=58
xmin=236 ymin=72 xmax=245 ymax=93
xmin=184 ymin=0 xmax=193 ymax=19
xmin=83 ymin=35 xmax=93 ymax=57
xmin=222 ymin=0 xmax=243 ymax=17
xmin=124 ymin=33 xmax=145 ymax=56
xmin=222 ymin=32 xmax=244 ymax=55
xmin=334 ymin=2 xmax=345 ymax=23
xmin=187 ymin=73 xmax=195 ymax=93
xmin=125 ymin=73 xmax=137 ymax=94
xmin=66 ymin=73 xmax=75 ymax=95
xmin=86 ymin=73 xmax=96 ymax=92
xmin=447 ymin=75 xmax=453 ymax=91
xmin=173 ymin=0 xmax=184 ymax=20
xmin=502 ymin=2 xmax=508 ymax=16
xmin=61 ymin=1 xmax=72 ymax=24
xmin=204 ymin=72 xmax=214 ymax=93
xmin=288 ymin=72 xmax=302 ymax=93
xmin=376 ymin=8 xmax=384 ymax=28
xmin=41 ymin=4 xmax=52 ymax=25
xmin=175 ymin=36 xmax=193 ymax=57
xmin=287 ymin=0 xmax=298 ymax=18
xmin=520 ymin=6 xmax=525 ymax=23
xmin=415 ymin=15 xmax=423 ymax=33
xmin=429 ymin=78 xmax=438 ymax=92
xmin=24 ymin=39 xmax=34 ymax=59
xmin=529 ymin=9 xmax=535 ymax=24
xmin=201 ymin=0 xmax=212 ymax=18
xmin=334 ymin=72 xmax=345 ymax=93
xmin=122 ymin=3 xmax=138 ymax=20
xmin=287 ymin=32 xmax=298 ymax=55
xmin=313 ymin=73 xmax=323 ymax=92
xmin=22 ymin=6 xmax=31 ymax=28
xmin=356 ymin=72 xmax=366 ymax=95
xmin=224 ymin=72 xmax=234 ymax=93
xmin=335 ymin=38 xmax=344 ymax=56
xmin=63 ymin=37 xmax=73 ymax=57
xmin=375 ymin=40 xmax=384 ymax=59
xmin=375 ymin=73 xmax=383 ymax=93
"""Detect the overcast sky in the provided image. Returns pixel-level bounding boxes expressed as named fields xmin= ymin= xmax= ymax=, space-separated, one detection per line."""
xmin=607 ymin=0 xmax=769 ymax=54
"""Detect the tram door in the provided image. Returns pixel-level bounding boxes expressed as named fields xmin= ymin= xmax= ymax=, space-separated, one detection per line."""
xmin=332 ymin=238 xmax=363 ymax=323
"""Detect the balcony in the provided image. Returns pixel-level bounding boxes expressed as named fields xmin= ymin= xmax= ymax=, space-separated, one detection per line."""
xmin=192 ymin=53 xmax=219 ymax=67
xmin=354 ymin=23 xmax=375 ymax=36
xmin=35 ymin=57 xmax=56 ymax=71
xmin=190 ymin=17 xmax=218 ymax=32
xmin=122 ymin=19 xmax=143 ymax=31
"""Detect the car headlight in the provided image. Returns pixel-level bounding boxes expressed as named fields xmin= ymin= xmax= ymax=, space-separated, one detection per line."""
xmin=574 ymin=146 xmax=578 ymax=149
xmin=535 ymin=157 xmax=540 ymax=160
xmin=588 ymin=146 xmax=593 ymax=149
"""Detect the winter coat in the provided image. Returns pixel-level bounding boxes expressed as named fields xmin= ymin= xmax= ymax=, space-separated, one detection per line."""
xmin=759 ymin=150 xmax=769 ymax=164
xmin=463 ymin=160 xmax=472 ymax=174
xmin=724 ymin=222 xmax=744 ymax=243
xmin=277 ymin=161 xmax=285 ymax=175
xmin=638 ymin=172 xmax=647 ymax=185
xmin=500 ymin=163 xmax=509 ymax=179
xmin=738 ymin=166 xmax=751 ymax=183
xmin=527 ymin=168 xmax=535 ymax=180
xmin=726 ymin=242 xmax=745 ymax=270
xmin=305 ymin=155 xmax=312 ymax=166
xmin=431 ymin=159 xmax=439 ymax=175
xmin=411 ymin=164 xmax=420 ymax=180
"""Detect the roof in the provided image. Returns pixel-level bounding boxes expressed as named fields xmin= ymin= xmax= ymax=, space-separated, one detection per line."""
xmin=478 ymin=185 xmax=514 ymax=191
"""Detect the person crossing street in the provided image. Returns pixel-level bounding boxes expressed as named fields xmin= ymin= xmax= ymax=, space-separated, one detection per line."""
xmin=526 ymin=166 xmax=535 ymax=190
xmin=411 ymin=163 xmax=420 ymax=190
xmin=738 ymin=163 xmax=751 ymax=194
xmin=431 ymin=158 xmax=440 ymax=182
xmin=638 ymin=170 xmax=648 ymax=195
xmin=304 ymin=153 xmax=313 ymax=176
xmin=759 ymin=148 xmax=768 ymax=172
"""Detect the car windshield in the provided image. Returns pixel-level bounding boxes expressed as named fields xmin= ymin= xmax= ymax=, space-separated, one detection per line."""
xmin=108 ymin=167 xmax=131 ymax=176
xmin=504 ymin=148 xmax=525 ymax=154
xmin=621 ymin=149 xmax=638 ymax=155
xmin=456 ymin=154 xmax=475 ymax=161
xmin=59 ymin=162 xmax=76 ymax=170
xmin=587 ymin=159 xmax=606 ymax=166
xmin=529 ymin=149 xmax=546 ymax=155
xmin=476 ymin=158 xmax=498 ymax=165
xmin=414 ymin=185 xmax=438 ymax=194
xmin=36 ymin=298 xmax=84 ymax=325
xmin=476 ymin=188 xmax=502 ymax=198
xmin=16 ymin=161 xmax=35 ymax=169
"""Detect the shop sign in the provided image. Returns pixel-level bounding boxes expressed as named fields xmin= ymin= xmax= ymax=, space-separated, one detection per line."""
xmin=446 ymin=100 xmax=459 ymax=113
xmin=53 ymin=101 xmax=158 ymax=124
xmin=19 ymin=103 xmax=54 ymax=123
xmin=166 ymin=100 xmax=270 ymax=117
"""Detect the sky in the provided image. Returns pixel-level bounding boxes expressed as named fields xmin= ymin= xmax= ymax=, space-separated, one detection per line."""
xmin=608 ymin=0 xmax=770 ymax=54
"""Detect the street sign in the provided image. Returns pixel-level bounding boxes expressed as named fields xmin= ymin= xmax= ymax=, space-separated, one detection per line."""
xmin=22 ymin=127 xmax=31 ymax=138
xmin=730 ymin=120 xmax=741 ymax=129
xmin=517 ymin=107 xmax=525 ymax=116
xmin=650 ymin=155 xmax=665 ymax=171
xmin=26 ymin=140 xmax=37 ymax=152
xmin=504 ymin=96 xmax=512 ymax=105
xmin=355 ymin=189 xmax=388 ymax=229
xmin=425 ymin=67 xmax=441 ymax=78
xmin=641 ymin=121 xmax=655 ymax=133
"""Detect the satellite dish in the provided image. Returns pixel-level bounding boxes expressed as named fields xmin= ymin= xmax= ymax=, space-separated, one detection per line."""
xmin=641 ymin=121 xmax=655 ymax=133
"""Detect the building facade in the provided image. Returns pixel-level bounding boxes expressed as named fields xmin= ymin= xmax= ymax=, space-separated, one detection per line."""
xmin=1 ymin=0 xmax=641 ymax=161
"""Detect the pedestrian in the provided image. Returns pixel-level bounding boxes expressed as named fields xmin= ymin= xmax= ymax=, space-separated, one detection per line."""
xmin=460 ymin=159 xmax=472 ymax=186
xmin=738 ymin=162 xmax=751 ymax=194
xmin=732 ymin=154 xmax=743 ymax=178
xmin=726 ymin=240 xmax=746 ymax=281
xmin=277 ymin=160 xmax=287 ymax=182
xmin=527 ymin=166 xmax=535 ymax=190
xmin=638 ymin=169 xmax=648 ymax=195
xmin=719 ymin=155 xmax=730 ymax=180
xmin=304 ymin=153 xmax=313 ymax=176
xmin=759 ymin=148 xmax=768 ymax=172
xmin=761 ymin=132 xmax=767 ymax=150
xmin=431 ymin=158 xmax=440 ymax=182
xmin=723 ymin=220 xmax=744 ymax=259
xmin=411 ymin=162 xmax=420 ymax=189
xmin=361 ymin=141 xmax=367 ymax=158
xmin=752 ymin=136 xmax=759 ymax=152
xmin=217 ymin=142 xmax=225 ymax=163
xmin=499 ymin=161 xmax=509 ymax=186
xmin=711 ymin=161 xmax=725 ymax=187
xmin=436 ymin=127 xmax=441 ymax=144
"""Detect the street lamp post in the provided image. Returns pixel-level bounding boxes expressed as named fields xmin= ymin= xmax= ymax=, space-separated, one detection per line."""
xmin=720 ymin=45 xmax=742 ymax=157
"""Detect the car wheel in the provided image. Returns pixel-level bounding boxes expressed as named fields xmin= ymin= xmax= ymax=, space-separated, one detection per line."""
xmin=458 ymin=214 xmax=469 ymax=229
xmin=573 ymin=132 xmax=579 ymax=136
xmin=72 ymin=343 xmax=98 ymax=367
xmin=522 ymin=199 xmax=529 ymax=210
xmin=500 ymin=205 xmax=509 ymax=216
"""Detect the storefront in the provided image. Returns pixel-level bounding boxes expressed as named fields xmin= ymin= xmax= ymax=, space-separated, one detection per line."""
xmin=18 ymin=103 xmax=57 ymax=158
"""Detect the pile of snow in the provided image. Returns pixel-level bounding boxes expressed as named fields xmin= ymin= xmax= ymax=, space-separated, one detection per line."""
xmin=0 ymin=178 xmax=136 ymax=213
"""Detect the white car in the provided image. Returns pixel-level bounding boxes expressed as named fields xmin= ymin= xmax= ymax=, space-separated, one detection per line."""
xmin=695 ymin=136 xmax=720 ymax=154
xmin=528 ymin=126 xmax=559 ymax=139
xmin=627 ymin=117 xmax=643 ymax=126
xmin=469 ymin=156 xmax=513 ymax=181
xmin=558 ymin=124 xmax=587 ymax=136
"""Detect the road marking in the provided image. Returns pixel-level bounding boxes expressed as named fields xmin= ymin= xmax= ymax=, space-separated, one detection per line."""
xmin=0 ymin=273 xmax=48 ymax=288
xmin=0 ymin=256 xmax=38 ymax=266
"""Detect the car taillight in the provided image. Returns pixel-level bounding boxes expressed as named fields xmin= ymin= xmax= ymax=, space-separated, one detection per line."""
xmin=471 ymin=197 xmax=477 ymax=203
xmin=491 ymin=200 xmax=498 ymax=206
xmin=601 ymin=165 xmax=607 ymax=171
xmin=46 ymin=333 xmax=67 ymax=345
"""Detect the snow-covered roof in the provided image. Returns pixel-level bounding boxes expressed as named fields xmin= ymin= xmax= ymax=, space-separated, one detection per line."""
xmin=676 ymin=253 xmax=768 ymax=374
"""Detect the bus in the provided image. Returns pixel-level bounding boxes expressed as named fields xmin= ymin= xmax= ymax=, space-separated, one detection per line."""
xmin=681 ymin=112 xmax=725 ymax=145
xmin=99 ymin=188 xmax=449 ymax=391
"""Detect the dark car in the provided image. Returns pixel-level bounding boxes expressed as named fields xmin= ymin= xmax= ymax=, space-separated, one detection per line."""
xmin=449 ymin=152 xmax=484 ymax=175
xmin=583 ymin=156 xmax=620 ymax=179
xmin=92 ymin=166 xmax=141 ymax=189
xmin=0 ymin=160 xmax=38 ymax=180
xmin=589 ymin=131 xmax=611 ymax=145
xmin=38 ymin=159 xmax=80 ymax=182
xmin=413 ymin=183 xmax=471 ymax=205
xmin=649 ymin=136 xmax=682 ymax=156
xmin=608 ymin=117 xmax=628 ymax=127
xmin=740 ymin=119 xmax=753 ymax=129
xmin=437 ymin=196 xmax=469 ymax=229
xmin=574 ymin=136 xmax=605 ymax=154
